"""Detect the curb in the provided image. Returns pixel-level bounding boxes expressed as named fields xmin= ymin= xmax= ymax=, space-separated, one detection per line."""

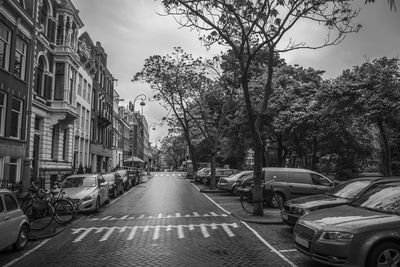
xmin=28 ymin=223 xmax=70 ymax=241
xmin=199 ymin=189 xmax=225 ymax=193
xmin=231 ymin=213 xmax=284 ymax=225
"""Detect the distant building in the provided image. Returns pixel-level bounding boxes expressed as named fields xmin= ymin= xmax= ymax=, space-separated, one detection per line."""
xmin=111 ymin=89 xmax=122 ymax=169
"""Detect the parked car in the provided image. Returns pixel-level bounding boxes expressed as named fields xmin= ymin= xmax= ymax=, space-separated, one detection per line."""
xmin=103 ymin=172 xmax=124 ymax=198
xmin=217 ymin=171 xmax=253 ymax=194
xmin=294 ymin=181 xmax=400 ymax=267
xmin=194 ymin=168 xmax=210 ymax=183
xmin=115 ymin=169 xmax=132 ymax=190
xmin=202 ymin=168 xmax=239 ymax=186
xmin=281 ymin=176 xmax=400 ymax=226
xmin=62 ymin=174 xmax=109 ymax=213
xmin=237 ymin=167 xmax=334 ymax=208
xmin=0 ymin=189 xmax=30 ymax=251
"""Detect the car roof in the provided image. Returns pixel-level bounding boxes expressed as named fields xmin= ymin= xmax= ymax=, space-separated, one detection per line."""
xmin=349 ymin=176 xmax=400 ymax=183
xmin=261 ymin=167 xmax=316 ymax=173
xmin=65 ymin=174 xmax=98 ymax=179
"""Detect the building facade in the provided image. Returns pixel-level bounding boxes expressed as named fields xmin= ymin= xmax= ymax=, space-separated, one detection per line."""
xmin=0 ymin=0 xmax=35 ymax=190
xmin=111 ymin=89 xmax=122 ymax=169
xmin=89 ymin=41 xmax=114 ymax=174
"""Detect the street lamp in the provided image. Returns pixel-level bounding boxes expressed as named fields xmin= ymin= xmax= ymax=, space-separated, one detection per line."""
xmin=129 ymin=94 xmax=146 ymax=114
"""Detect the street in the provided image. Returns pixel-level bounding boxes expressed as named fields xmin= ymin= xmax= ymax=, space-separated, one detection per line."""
xmin=1 ymin=173 xmax=323 ymax=267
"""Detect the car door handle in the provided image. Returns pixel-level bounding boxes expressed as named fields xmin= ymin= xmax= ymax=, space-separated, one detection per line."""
xmin=4 ymin=216 xmax=10 ymax=220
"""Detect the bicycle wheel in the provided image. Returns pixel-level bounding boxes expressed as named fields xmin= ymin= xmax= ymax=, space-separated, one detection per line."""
xmin=240 ymin=194 xmax=254 ymax=214
xmin=24 ymin=203 xmax=54 ymax=231
xmin=53 ymin=199 xmax=76 ymax=224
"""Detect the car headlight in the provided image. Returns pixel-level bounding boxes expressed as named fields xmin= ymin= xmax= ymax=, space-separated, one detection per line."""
xmin=292 ymin=207 xmax=311 ymax=215
xmin=319 ymin=231 xmax=354 ymax=241
xmin=82 ymin=195 xmax=95 ymax=201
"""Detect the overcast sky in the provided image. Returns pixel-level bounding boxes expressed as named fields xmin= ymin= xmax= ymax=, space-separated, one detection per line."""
xmin=72 ymin=0 xmax=400 ymax=145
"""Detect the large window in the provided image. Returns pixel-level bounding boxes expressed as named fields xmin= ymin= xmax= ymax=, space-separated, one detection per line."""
xmin=54 ymin=63 xmax=65 ymax=100
xmin=83 ymin=79 xmax=87 ymax=101
xmin=9 ymin=157 xmax=21 ymax=183
xmin=14 ymin=36 xmax=27 ymax=80
xmin=0 ymin=92 xmax=6 ymax=136
xmin=10 ymin=98 xmax=23 ymax=139
xmin=63 ymin=128 xmax=69 ymax=160
xmin=0 ymin=156 xmax=4 ymax=181
xmin=0 ymin=22 xmax=11 ymax=71
xmin=77 ymin=74 xmax=82 ymax=96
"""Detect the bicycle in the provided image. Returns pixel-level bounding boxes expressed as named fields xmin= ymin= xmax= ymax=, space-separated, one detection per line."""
xmin=48 ymin=182 xmax=77 ymax=224
xmin=239 ymin=179 xmax=282 ymax=214
xmin=22 ymin=183 xmax=54 ymax=231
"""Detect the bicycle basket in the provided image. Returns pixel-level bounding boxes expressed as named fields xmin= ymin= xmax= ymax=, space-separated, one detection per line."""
xmin=32 ymin=199 xmax=47 ymax=211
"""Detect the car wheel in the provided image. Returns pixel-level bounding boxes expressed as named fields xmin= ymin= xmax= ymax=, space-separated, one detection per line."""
xmin=269 ymin=192 xmax=285 ymax=209
xmin=13 ymin=224 xmax=29 ymax=251
xmin=367 ymin=242 xmax=400 ymax=267
xmin=94 ymin=197 xmax=100 ymax=213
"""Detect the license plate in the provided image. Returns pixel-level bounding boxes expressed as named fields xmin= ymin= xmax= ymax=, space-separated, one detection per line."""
xmin=295 ymin=234 xmax=309 ymax=248
xmin=281 ymin=212 xmax=288 ymax=220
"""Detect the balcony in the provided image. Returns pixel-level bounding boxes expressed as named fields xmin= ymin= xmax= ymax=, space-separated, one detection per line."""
xmin=97 ymin=109 xmax=111 ymax=126
xmin=49 ymin=100 xmax=78 ymax=124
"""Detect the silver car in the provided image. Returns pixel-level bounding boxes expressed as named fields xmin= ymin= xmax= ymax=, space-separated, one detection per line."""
xmin=294 ymin=181 xmax=400 ymax=267
xmin=62 ymin=174 xmax=110 ymax=213
xmin=0 ymin=189 xmax=30 ymax=251
xmin=217 ymin=171 xmax=253 ymax=194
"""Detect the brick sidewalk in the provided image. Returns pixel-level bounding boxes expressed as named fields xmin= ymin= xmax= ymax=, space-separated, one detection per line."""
xmin=188 ymin=179 xmax=283 ymax=224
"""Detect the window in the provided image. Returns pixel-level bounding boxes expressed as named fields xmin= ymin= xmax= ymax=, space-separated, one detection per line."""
xmin=9 ymin=157 xmax=21 ymax=183
xmin=76 ymin=103 xmax=81 ymax=128
xmin=288 ymin=172 xmax=311 ymax=184
xmin=77 ymin=74 xmax=82 ymax=96
xmin=54 ymin=63 xmax=65 ymax=100
xmin=10 ymin=98 xmax=23 ymax=139
xmin=87 ymin=84 xmax=91 ymax=102
xmin=311 ymin=173 xmax=332 ymax=186
xmin=14 ymin=36 xmax=27 ymax=80
xmin=83 ymin=79 xmax=87 ymax=100
xmin=0 ymin=22 xmax=11 ymax=71
xmin=4 ymin=194 xmax=18 ymax=211
xmin=81 ymin=107 xmax=85 ymax=128
xmin=86 ymin=110 xmax=89 ymax=132
xmin=63 ymin=128 xmax=68 ymax=160
xmin=0 ymin=92 xmax=6 ymax=136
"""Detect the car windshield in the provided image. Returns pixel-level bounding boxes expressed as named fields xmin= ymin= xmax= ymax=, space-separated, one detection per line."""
xmin=351 ymin=183 xmax=400 ymax=215
xmin=326 ymin=180 xmax=373 ymax=200
xmin=63 ymin=177 xmax=96 ymax=188
xmin=103 ymin=175 xmax=115 ymax=181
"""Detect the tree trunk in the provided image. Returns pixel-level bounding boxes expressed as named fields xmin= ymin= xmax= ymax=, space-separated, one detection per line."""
xmin=377 ymin=117 xmax=391 ymax=175
xmin=241 ymin=76 xmax=264 ymax=216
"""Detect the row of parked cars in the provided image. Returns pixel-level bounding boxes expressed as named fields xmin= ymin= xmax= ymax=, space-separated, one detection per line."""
xmin=0 ymin=168 xmax=142 ymax=253
xmin=61 ymin=168 xmax=142 ymax=213
xmin=198 ymin=167 xmax=400 ymax=267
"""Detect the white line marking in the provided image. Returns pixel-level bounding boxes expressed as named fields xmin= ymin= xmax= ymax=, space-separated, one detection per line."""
xmin=3 ymin=238 xmax=51 ymax=267
xmin=73 ymin=227 xmax=95 ymax=242
xmin=143 ymin=226 xmax=149 ymax=232
xmin=100 ymin=227 xmax=117 ymax=242
xmin=120 ymin=215 xmax=128 ymax=220
xmin=176 ymin=212 xmax=181 ymax=217
xmin=277 ymin=249 xmax=298 ymax=253
xmin=153 ymin=225 xmax=160 ymax=240
xmin=200 ymin=224 xmax=210 ymax=238
xmin=138 ymin=215 xmax=145 ymax=219
xmin=242 ymin=221 xmax=297 ymax=267
xmin=188 ymin=224 xmax=195 ymax=231
xmin=221 ymin=223 xmax=235 ymax=237
xmin=210 ymin=223 xmax=217 ymax=230
xmin=127 ymin=226 xmax=138 ymax=240
xmin=177 ymin=225 xmax=184 ymax=239
xmin=158 ymin=213 xmax=163 ymax=218
xmin=101 ymin=216 xmax=111 ymax=220
xmin=166 ymin=225 xmax=172 ymax=231
xmin=193 ymin=212 xmax=200 ymax=216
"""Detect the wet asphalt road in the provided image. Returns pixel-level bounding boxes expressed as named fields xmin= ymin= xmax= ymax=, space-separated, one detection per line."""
xmin=0 ymin=172 xmax=318 ymax=267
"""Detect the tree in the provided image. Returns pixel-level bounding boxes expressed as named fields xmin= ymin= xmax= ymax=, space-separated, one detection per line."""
xmin=160 ymin=134 xmax=187 ymax=169
xmin=134 ymin=47 xmax=205 ymax=173
xmin=162 ymin=0 xmax=361 ymax=215
xmin=332 ymin=57 xmax=400 ymax=175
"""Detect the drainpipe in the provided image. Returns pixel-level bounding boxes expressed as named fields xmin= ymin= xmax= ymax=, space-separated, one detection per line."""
xmin=22 ymin=0 xmax=38 ymax=193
